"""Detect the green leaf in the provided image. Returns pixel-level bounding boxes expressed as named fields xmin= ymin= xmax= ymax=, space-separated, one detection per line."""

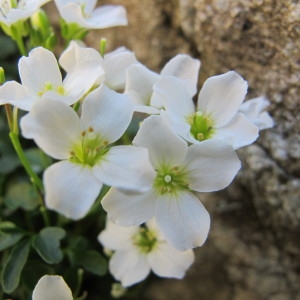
xmin=4 ymin=181 xmax=39 ymax=211
xmin=0 ymin=231 xmax=24 ymax=251
xmin=32 ymin=227 xmax=66 ymax=264
xmin=78 ymin=250 xmax=107 ymax=276
xmin=0 ymin=222 xmax=25 ymax=251
xmin=24 ymin=148 xmax=52 ymax=173
xmin=1 ymin=239 xmax=30 ymax=293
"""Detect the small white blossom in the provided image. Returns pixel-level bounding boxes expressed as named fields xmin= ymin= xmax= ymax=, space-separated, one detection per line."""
xmin=102 ymin=115 xmax=241 ymax=250
xmin=32 ymin=275 xmax=73 ymax=300
xmin=0 ymin=0 xmax=50 ymax=26
xmin=98 ymin=219 xmax=195 ymax=287
xmin=239 ymin=96 xmax=274 ymax=130
xmin=54 ymin=0 xmax=127 ymax=29
xmin=125 ymin=54 xmax=200 ymax=114
xmin=0 ymin=46 xmax=104 ymax=111
xmin=21 ymin=84 xmax=155 ymax=220
xmin=155 ymin=71 xmax=259 ymax=149
xmin=59 ymin=41 xmax=138 ymax=90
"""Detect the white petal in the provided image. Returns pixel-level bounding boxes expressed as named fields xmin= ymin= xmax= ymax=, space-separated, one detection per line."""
xmin=20 ymin=98 xmax=81 ymax=160
xmin=239 ymin=96 xmax=274 ymax=130
xmin=44 ymin=161 xmax=102 ymax=220
xmin=101 ymin=187 xmax=156 ymax=226
xmin=32 ymin=275 xmax=72 ymax=300
xmin=80 ymin=85 xmax=133 ymax=143
xmin=87 ymin=5 xmax=128 ymax=28
xmin=62 ymin=61 xmax=105 ymax=103
xmin=153 ymin=76 xmax=195 ymax=116
xmin=148 ymin=242 xmax=194 ymax=278
xmin=18 ymin=47 xmax=62 ymax=94
xmin=98 ymin=220 xmax=139 ymax=250
xmin=185 ymin=140 xmax=241 ymax=192
xmin=214 ymin=113 xmax=259 ymax=149
xmin=155 ymin=192 xmax=210 ymax=251
xmin=0 ymin=81 xmax=35 ymax=111
xmin=109 ymin=249 xmax=150 ymax=287
xmin=161 ymin=54 xmax=200 ymax=96
xmin=125 ymin=64 xmax=159 ymax=107
xmin=133 ymin=115 xmax=188 ymax=168
xmin=59 ymin=40 xmax=103 ymax=73
xmin=197 ymin=71 xmax=248 ymax=127
xmin=93 ymin=146 xmax=155 ymax=192
xmin=104 ymin=47 xmax=138 ymax=90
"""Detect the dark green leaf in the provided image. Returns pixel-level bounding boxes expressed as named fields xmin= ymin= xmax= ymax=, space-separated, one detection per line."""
xmin=0 ymin=231 xmax=24 ymax=251
xmin=1 ymin=239 xmax=30 ymax=293
xmin=79 ymin=250 xmax=107 ymax=276
xmin=32 ymin=227 xmax=66 ymax=264
xmin=24 ymin=148 xmax=52 ymax=173
xmin=4 ymin=181 xmax=39 ymax=211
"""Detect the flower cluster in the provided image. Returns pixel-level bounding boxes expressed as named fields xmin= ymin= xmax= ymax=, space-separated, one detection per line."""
xmin=0 ymin=0 xmax=273 ymax=298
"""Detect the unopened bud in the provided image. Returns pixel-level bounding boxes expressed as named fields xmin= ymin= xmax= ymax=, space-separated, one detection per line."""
xmin=0 ymin=67 xmax=5 ymax=85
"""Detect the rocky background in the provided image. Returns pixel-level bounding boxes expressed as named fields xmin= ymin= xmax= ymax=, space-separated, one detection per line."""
xmin=48 ymin=1 xmax=300 ymax=299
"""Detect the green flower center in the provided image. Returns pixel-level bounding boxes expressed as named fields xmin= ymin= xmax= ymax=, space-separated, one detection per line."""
xmin=187 ymin=111 xmax=215 ymax=141
xmin=38 ymin=81 xmax=65 ymax=97
xmin=154 ymin=165 xmax=189 ymax=196
xmin=132 ymin=227 xmax=157 ymax=253
xmin=69 ymin=126 xmax=109 ymax=167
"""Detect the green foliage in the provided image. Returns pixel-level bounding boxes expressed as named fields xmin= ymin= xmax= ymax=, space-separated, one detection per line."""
xmin=32 ymin=227 xmax=66 ymax=264
xmin=4 ymin=180 xmax=39 ymax=212
xmin=1 ymin=238 xmax=30 ymax=293
xmin=0 ymin=221 xmax=24 ymax=251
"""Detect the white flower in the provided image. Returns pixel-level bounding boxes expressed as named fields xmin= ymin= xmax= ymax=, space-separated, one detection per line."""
xmin=98 ymin=219 xmax=195 ymax=287
xmin=125 ymin=54 xmax=200 ymax=114
xmin=59 ymin=41 xmax=138 ymax=90
xmin=0 ymin=46 xmax=104 ymax=111
xmin=102 ymin=115 xmax=241 ymax=250
xmin=0 ymin=0 xmax=50 ymax=26
xmin=21 ymin=84 xmax=155 ymax=220
xmin=54 ymin=0 xmax=127 ymax=29
xmin=32 ymin=275 xmax=73 ymax=300
xmin=155 ymin=71 xmax=259 ymax=149
xmin=239 ymin=96 xmax=274 ymax=130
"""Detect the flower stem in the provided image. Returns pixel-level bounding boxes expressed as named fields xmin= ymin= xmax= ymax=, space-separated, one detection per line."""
xmin=9 ymin=131 xmax=44 ymax=192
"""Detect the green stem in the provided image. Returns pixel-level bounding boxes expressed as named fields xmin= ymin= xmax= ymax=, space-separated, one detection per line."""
xmin=73 ymin=268 xmax=84 ymax=298
xmin=10 ymin=24 xmax=27 ymax=56
xmin=9 ymin=131 xmax=44 ymax=192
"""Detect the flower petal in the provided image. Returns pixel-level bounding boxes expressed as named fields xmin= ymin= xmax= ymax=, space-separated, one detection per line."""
xmin=155 ymin=192 xmax=210 ymax=251
xmin=32 ymin=275 xmax=72 ymax=300
xmin=44 ymin=161 xmax=102 ymax=220
xmin=80 ymin=84 xmax=133 ymax=143
xmin=0 ymin=81 xmax=35 ymax=111
xmin=104 ymin=47 xmax=138 ymax=90
xmin=239 ymin=96 xmax=274 ymax=130
xmin=153 ymin=76 xmax=195 ymax=117
xmin=59 ymin=40 xmax=103 ymax=73
xmin=62 ymin=61 xmax=105 ymax=103
xmin=148 ymin=242 xmax=194 ymax=278
xmin=213 ymin=113 xmax=259 ymax=149
xmin=98 ymin=220 xmax=139 ymax=250
xmin=185 ymin=140 xmax=241 ymax=192
xmin=109 ymin=249 xmax=150 ymax=287
xmin=88 ymin=5 xmax=128 ymax=28
xmin=161 ymin=54 xmax=200 ymax=96
xmin=20 ymin=98 xmax=81 ymax=160
xmin=197 ymin=71 xmax=248 ymax=127
xmin=18 ymin=47 xmax=62 ymax=94
xmin=125 ymin=64 xmax=160 ymax=107
xmin=133 ymin=115 xmax=188 ymax=168
xmin=93 ymin=145 xmax=155 ymax=192
xmin=101 ymin=187 xmax=156 ymax=226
